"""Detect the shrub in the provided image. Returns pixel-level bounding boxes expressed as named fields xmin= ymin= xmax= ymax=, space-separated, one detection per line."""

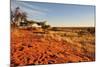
xmin=42 ymin=25 xmax=51 ymax=29
xmin=87 ymin=28 xmax=95 ymax=34
xmin=52 ymin=27 xmax=59 ymax=31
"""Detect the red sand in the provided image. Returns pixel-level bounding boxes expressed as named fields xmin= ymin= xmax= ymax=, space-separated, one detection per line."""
xmin=11 ymin=28 xmax=95 ymax=67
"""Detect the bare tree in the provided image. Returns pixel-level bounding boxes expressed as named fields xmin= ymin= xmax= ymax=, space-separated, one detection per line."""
xmin=14 ymin=7 xmax=22 ymax=22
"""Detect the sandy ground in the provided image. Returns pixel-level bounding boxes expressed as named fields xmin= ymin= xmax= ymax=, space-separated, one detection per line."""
xmin=11 ymin=27 xmax=95 ymax=67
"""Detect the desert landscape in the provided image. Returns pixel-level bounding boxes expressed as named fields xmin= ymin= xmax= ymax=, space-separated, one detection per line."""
xmin=11 ymin=26 xmax=95 ymax=67
xmin=11 ymin=1 xmax=95 ymax=67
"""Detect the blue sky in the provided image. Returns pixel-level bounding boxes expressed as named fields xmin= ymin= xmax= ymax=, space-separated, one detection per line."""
xmin=11 ymin=0 xmax=95 ymax=27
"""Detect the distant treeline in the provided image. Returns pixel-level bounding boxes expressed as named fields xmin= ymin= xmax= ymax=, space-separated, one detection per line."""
xmin=51 ymin=27 xmax=95 ymax=34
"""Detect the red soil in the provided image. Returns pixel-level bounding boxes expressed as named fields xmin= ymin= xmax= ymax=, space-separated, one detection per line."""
xmin=11 ymin=28 xmax=95 ymax=67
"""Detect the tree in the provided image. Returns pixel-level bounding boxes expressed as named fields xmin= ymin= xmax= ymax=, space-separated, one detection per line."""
xmin=14 ymin=7 xmax=21 ymax=22
xmin=11 ymin=10 xmax=14 ymax=22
